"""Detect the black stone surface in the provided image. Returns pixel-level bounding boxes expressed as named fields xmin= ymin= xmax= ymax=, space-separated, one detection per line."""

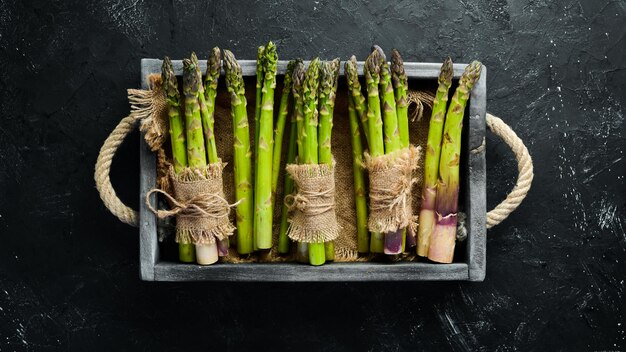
xmin=0 ymin=0 xmax=624 ymax=350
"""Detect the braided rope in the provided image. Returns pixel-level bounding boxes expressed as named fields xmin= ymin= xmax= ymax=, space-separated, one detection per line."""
xmin=94 ymin=114 xmax=140 ymax=227
xmin=485 ymin=113 xmax=534 ymax=228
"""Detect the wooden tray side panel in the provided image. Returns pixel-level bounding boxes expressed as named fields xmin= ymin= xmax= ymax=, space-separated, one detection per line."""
xmin=466 ymin=66 xmax=487 ymax=282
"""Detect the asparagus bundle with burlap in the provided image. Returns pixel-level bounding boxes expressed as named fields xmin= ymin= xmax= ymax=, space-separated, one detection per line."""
xmin=364 ymin=46 xmax=419 ymax=257
xmin=286 ymin=58 xmax=339 ymax=266
xmin=318 ymin=58 xmax=340 ymax=261
xmin=223 ymin=50 xmax=254 ymax=255
xmin=417 ymin=57 xmax=453 ymax=257
xmin=162 ymin=57 xmax=194 ymax=263
xmin=428 ymin=61 xmax=482 ymax=263
xmin=254 ymin=41 xmax=277 ymax=250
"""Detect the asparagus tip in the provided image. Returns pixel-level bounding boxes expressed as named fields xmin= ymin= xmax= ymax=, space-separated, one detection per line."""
xmin=440 ymin=57 xmax=454 ymax=86
xmin=365 ymin=49 xmax=382 ymax=79
xmin=182 ymin=58 xmax=200 ymax=96
xmin=371 ymin=44 xmax=386 ymax=61
xmin=460 ymin=60 xmax=482 ymax=89
xmin=162 ymin=56 xmax=179 ymax=101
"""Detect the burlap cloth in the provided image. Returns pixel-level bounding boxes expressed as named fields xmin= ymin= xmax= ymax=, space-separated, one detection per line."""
xmin=285 ymin=162 xmax=340 ymax=243
xmin=364 ymin=146 xmax=421 ymax=234
xmin=147 ymin=163 xmax=237 ymax=245
xmin=143 ymin=73 xmax=434 ymax=262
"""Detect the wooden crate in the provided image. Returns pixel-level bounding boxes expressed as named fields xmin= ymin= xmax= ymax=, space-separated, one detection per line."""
xmin=139 ymin=59 xmax=487 ymax=281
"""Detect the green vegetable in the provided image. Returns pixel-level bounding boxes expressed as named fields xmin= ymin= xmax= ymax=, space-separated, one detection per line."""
xmin=417 ymin=57 xmax=453 ymax=257
xmin=162 ymin=57 xmax=194 ymax=262
xmin=318 ymin=59 xmax=340 ymax=261
xmin=302 ymin=58 xmax=325 ymax=265
xmin=272 ymin=60 xmax=298 ymax=205
xmin=254 ymin=42 xmax=277 ymax=250
xmin=223 ymin=50 xmax=254 ymax=255
xmin=345 ymin=55 xmax=369 ymax=146
xmin=345 ymin=72 xmax=370 ymax=254
xmin=428 ymin=61 xmax=481 ymax=263
xmin=364 ymin=50 xmax=385 ymax=253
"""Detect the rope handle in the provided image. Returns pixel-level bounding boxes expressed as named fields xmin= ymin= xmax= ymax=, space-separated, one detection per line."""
xmin=485 ymin=113 xmax=533 ymax=228
xmin=94 ymin=114 xmax=140 ymax=227
xmin=94 ymin=113 xmax=532 ymax=229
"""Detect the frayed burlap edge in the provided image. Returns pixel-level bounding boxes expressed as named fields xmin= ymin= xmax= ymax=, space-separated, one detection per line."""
xmin=285 ymin=162 xmax=340 ymax=244
xmin=131 ymin=74 xmax=169 ymax=152
xmin=364 ymin=146 xmax=421 ymax=233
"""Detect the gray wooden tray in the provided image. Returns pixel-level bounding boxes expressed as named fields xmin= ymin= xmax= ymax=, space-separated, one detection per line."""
xmin=139 ymin=59 xmax=487 ymax=282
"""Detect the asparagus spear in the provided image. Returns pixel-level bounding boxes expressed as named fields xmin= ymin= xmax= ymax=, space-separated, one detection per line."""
xmin=364 ymin=50 xmax=385 ymax=253
xmin=302 ymin=58 xmax=325 ymax=266
xmin=346 ymin=82 xmax=370 ymax=254
xmin=391 ymin=49 xmax=410 ymax=149
xmin=162 ymin=57 xmax=194 ymax=263
xmin=203 ymin=47 xmax=221 ymax=162
xmin=291 ymin=63 xmax=310 ymax=262
xmin=254 ymin=42 xmax=277 ymax=250
xmin=428 ymin=61 xmax=482 ymax=263
xmin=191 ymin=52 xmax=219 ymax=164
xmin=417 ymin=57 xmax=453 ymax=257
xmin=254 ymin=45 xmax=265 ymax=159
xmin=271 ymin=60 xmax=298 ymax=205
xmin=391 ymin=49 xmax=411 ymax=253
xmin=223 ymin=50 xmax=254 ymax=255
xmin=318 ymin=59 xmax=340 ymax=261
xmin=379 ymin=52 xmax=401 ymax=154
xmin=183 ymin=58 xmax=219 ymax=265
xmin=277 ymin=95 xmax=298 ymax=254
xmin=345 ymin=55 xmax=369 ymax=146
xmin=253 ymin=46 xmax=265 ymax=251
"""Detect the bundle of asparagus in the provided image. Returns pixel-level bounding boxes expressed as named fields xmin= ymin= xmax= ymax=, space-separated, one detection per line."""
xmin=353 ymin=46 xmax=418 ymax=257
xmin=156 ymin=51 xmax=235 ymax=266
xmin=427 ymin=61 xmax=482 ymax=263
xmin=285 ymin=58 xmax=340 ymax=266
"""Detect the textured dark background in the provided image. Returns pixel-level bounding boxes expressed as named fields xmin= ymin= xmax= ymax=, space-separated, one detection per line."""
xmin=1 ymin=0 xmax=624 ymax=350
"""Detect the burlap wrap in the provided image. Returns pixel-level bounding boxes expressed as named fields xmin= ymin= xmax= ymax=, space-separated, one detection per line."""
xmin=146 ymin=163 xmax=236 ymax=245
xmin=285 ymin=162 xmax=340 ymax=244
xmin=364 ymin=146 xmax=421 ymax=233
